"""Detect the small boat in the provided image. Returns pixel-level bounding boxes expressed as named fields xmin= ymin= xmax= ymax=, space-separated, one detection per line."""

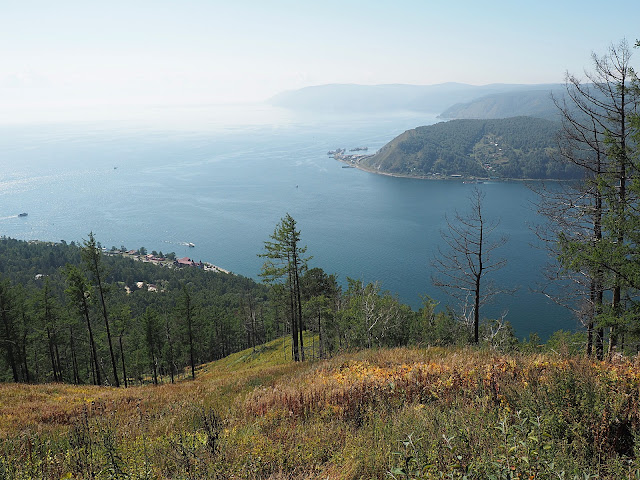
xmin=188 ymin=243 xmax=195 ymax=248
xmin=18 ymin=212 xmax=28 ymax=217
xmin=342 ymin=165 xmax=355 ymax=168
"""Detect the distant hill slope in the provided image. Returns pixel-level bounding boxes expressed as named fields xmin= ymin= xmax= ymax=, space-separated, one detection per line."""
xmin=269 ymin=83 xmax=563 ymax=114
xmin=439 ymin=88 xmax=565 ymax=120
xmin=360 ymin=116 xmax=582 ymax=180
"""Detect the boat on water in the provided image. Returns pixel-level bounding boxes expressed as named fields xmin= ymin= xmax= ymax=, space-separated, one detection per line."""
xmin=342 ymin=165 xmax=355 ymax=168
xmin=188 ymin=243 xmax=195 ymax=247
xmin=18 ymin=212 xmax=28 ymax=217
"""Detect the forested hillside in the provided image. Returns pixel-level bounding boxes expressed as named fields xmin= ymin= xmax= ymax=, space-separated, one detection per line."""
xmin=361 ymin=116 xmax=582 ymax=179
xmin=0 ymin=236 xmax=267 ymax=384
xmin=0 ymin=235 xmax=499 ymax=386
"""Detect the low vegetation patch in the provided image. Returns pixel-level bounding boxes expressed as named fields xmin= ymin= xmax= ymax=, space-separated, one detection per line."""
xmin=1 ymin=341 xmax=640 ymax=479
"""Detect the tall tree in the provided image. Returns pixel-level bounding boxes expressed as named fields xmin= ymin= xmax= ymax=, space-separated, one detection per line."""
xmin=301 ymin=267 xmax=340 ymax=358
xmin=432 ymin=188 xmax=509 ymax=344
xmin=112 ymin=304 xmax=131 ymax=388
xmin=178 ymin=286 xmax=196 ymax=379
xmin=142 ymin=307 xmax=162 ymax=385
xmin=550 ymin=39 xmax=639 ymax=357
xmin=64 ymin=264 xmax=101 ymax=385
xmin=259 ymin=214 xmax=309 ymax=361
xmin=163 ymin=311 xmax=176 ymax=384
xmin=13 ymin=285 xmax=32 ymax=383
xmin=82 ymin=232 xmax=120 ymax=386
xmin=0 ymin=278 xmax=19 ymax=382
xmin=37 ymin=278 xmax=63 ymax=382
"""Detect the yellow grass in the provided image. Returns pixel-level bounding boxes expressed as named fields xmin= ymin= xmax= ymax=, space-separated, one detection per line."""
xmin=2 ymin=341 xmax=640 ymax=478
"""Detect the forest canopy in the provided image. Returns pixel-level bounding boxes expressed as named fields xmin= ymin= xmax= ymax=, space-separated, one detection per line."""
xmin=362 ymin=116 xmax=582 ymax=179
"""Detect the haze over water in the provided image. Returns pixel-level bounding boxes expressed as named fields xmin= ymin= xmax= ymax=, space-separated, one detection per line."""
xmin=0 ymin=104 xmax=573 ymax=339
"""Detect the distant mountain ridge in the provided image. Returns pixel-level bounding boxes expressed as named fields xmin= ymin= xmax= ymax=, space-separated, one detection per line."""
xmin=270 ymin=83 xmax=564 ymax=116
xmin=358 ymin=116 xmax=582 ymax=180
xmin=439 ymin=88 xmax=565 ymax=120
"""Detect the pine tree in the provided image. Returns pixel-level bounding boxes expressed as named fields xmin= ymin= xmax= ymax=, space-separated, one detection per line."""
xmin=551 ymin=40 xmax=639 ymax=356
xmin=64 ymin=264 xmax=102 ymax=385
xmin=82 ymin=232 xmax=120 ymax=386
xmin=259 ymin=214 xmax=309 ymax=361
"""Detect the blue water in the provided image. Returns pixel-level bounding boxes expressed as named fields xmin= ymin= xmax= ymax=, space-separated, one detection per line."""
xmin=0 ymin=105 xmax=575 ymax=339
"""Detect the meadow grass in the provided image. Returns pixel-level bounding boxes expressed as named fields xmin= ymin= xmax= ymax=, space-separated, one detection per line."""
xmin=2 ymin=338 xmax=640 ymax=479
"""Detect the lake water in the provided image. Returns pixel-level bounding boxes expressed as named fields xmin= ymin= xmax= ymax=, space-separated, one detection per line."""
xmin=0 ymin=104 xmax=576 ymax=339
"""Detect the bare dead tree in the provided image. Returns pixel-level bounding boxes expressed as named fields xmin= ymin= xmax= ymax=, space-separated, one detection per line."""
xmin=432 ymin=188 xmax=511 ymax=343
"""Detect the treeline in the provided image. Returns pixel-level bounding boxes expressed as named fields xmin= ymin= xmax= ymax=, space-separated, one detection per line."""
xmin=363 ymin=116 xmax=583 ymax=179
xmin=0 ymin=231 xmax=528 ymax=384
xmin=0 ymin=236 xmax=267 ymax=384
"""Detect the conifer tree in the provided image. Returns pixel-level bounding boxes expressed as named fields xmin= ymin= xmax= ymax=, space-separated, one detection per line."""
xmin=64 ymin=264 xmax=101 ymax=385
xmin=178 ymin=286 xmax=196 ymax=379
xmin=0 ymin=278 xmax=20 ymax=382
xmin=142 ymin=307 xmax=162 ymax=385
xmin=550 ymin=40 xmax=639 ymax=356
xmin=82 ymin=232 xmax=119 ymax=386
xmin=259 ymin=214 xmax=309 ymax=361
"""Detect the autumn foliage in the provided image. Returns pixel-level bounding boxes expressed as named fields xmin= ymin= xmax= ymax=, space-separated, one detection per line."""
xmin=2 ymin=341 xmax=640 ymax=478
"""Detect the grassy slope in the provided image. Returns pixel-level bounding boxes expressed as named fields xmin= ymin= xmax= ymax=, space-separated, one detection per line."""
xmin=2 ymin=338 xmax=640 ymax=479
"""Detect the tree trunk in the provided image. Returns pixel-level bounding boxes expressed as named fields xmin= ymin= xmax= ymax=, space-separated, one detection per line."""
xmin=119 ymin=336 xmax=128 ymax=388
xmin=84 ymin=234 xmax=120 ymax=387
xmin=46 ymin=327 xmax=58 ymax=382
xmin=165 ymin=316 xmax=175 ymax=384
xmin=95 ymin=267 xmax=119 ymax=386
xmin=82 ymin=297 xmax=101 ymax=385
xmin=21 ymin=336 xmax=30 ymax=383
xmin=70 ymin=326 xmax=79 ymax=385
xmin=288 ymin=265 xmax=299 ymax=361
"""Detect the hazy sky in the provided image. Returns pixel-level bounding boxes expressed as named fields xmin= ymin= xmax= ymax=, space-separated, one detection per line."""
xmin=1 ymin=0 xmax=638 ymax=120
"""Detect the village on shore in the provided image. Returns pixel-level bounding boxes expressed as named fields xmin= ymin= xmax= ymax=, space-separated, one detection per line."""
xmin=102 ymin=247 xmax=231 ymax=294
xmin=106 ymin=247 xmax=229 ymax=274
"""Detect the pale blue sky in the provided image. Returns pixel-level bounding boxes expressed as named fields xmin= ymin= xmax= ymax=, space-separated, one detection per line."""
xmin=1 ymin=0 xmax=638 ymax=121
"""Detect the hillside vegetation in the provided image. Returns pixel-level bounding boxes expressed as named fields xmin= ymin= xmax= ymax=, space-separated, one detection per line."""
xmin=438 ymin=89 xmax=563 ymax=121
xmin=1 ymin=340 xmax=640 ymax=479
xmin=361 ymin=117 xmax=582 ymax=179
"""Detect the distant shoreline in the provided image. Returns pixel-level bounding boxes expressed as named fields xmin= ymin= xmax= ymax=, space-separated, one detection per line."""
xmin=333 ymin=156 xmax=570 ymax=183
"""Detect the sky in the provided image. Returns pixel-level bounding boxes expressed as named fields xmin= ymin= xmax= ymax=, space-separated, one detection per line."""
xmin=1 ymin=0 xmax=638 ymax=122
